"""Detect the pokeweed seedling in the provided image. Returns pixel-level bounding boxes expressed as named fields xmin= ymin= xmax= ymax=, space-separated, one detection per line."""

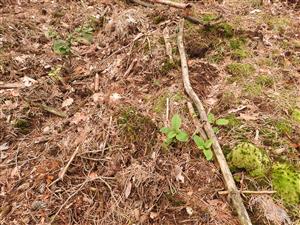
xmin=193 ymin=135 xmax=214 ymax=161
xmin=160 ymin=114 xmax=189 ymax=146
xmin=207 ymin=113 xmax=229 ymax=134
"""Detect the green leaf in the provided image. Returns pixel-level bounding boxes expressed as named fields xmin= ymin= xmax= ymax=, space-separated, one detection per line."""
xmin=167 ymin=130 xmax=177 ymax=139
xmin=53 ymin=39 xmax=71 ymax=55
xmin=193 ymin=135 xmax=205 ymax=149
xmin=204 ymin=139 xmax=213 ymax=149
xmin=203 ymin=149 xmax=213 ymax=161
xmin=216 ymin=118 xmax=229 ymax=126
xmin=207 ymin=113 xmax=215 ymax=124
xmin=160 ymin=127 xmax=171 ymax=134
xmin=212 ymin=127 xmax=219 ymax=134
xmin=171 ymin=114 xmax=181 ymax=131
xmin=164 ymin=137 xmax=173 ymax=146
xmin=176 ymin=131 xmax=189 ymax=142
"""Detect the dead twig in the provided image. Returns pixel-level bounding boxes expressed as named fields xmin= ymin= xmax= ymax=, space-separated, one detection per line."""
xmin=177 ymin=19 xmax=252 ymax=225
xmin=124 ymin=59 xmax=137 ymax=77
xmin=130 ymin=0 xmax=155 ymax=7
xmin=219 ymin=190 xmax=276 ymax=195
xmin=94 ymin=73 xmax=100 ymax=92
xmin=0 ymin=83 xmax=23 ymax=89
xmin=148 ymin=0 xmax=192 ymax=9
xmin=163 ymin=27 xmax=173 ymax=63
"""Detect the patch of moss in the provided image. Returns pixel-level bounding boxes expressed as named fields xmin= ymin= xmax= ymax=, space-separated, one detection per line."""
xmin=227 ymin=142 xmax=271 ymax=177
xmin=292 ymin=108 xmax=300 ymax=123
xmin=272 ymin=163 xmax=300 ymax=205
xmin=267 ymin=16 xmax=290 ymax=34
xmin=275 ymin=119 xmax=292 ymax=135
xmin=13 ymin=118 xmax=31 ymax=134
xmin=255 ymin=74 xmax=274 ymax=87
xmin=159 ymin=59 xmax=177 ymax=75
xmin=117 ymin=107 xmax=158 ymax=151
xmin=244 ymin=83 xmax=263 ymax=97
xmin=225 ymin=114 xmax=241 ymax=128
xmin=226 ymin=63 xmax=255 ymax=77
xmin=201 ymin=13 xmax=219 ymax=24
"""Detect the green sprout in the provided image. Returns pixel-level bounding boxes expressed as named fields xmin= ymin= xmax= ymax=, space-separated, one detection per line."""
xmin=160 ymin=114 xmax=189 ymax=146
xmin=208 ymin=113 xmax=229 ymax=133
xmin=193 ymin=135 xmax=213 ymax=161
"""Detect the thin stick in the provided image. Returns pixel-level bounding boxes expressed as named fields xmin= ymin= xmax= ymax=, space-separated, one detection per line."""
xmin=0 ymin=83 xmax=22 ymax=89
xmin=149 ymin=0 xmax=191 ymax=9
xmin=124 ymin=59 xmax=137 ymax=77
xmin=131 ymin=0 xmax=155 ymax=7
xmin=177 ymin=19 xmax=252 ymax=225
xmin=163 ymin=27 xmax=173 ymax=63
xmin=187 ymin=102 xmax=207 ymax=140
xmin=165 ymin=97 xmax=169 ymax=126
xmin=94 ymin=73 xmax=100 ymax=92
xmin=218 ymin=190 xmax=276 ymax=195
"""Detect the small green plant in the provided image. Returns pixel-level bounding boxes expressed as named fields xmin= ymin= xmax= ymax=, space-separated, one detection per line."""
xmin=52 ymin=39 xmax=71 ymax=56
xmin=193 ymin=135 xmax=213 ymax=161
xmin=208 ymin=113 xmax=229 ymax=133
xmin=160 ymin=114 xmax=189 ymax=146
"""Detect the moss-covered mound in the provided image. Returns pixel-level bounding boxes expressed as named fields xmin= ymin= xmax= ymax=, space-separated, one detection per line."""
xmin=272 ymin=163 xmax=300 ymax=205
xmin=227 ymin=142 xmax=270 ymax=177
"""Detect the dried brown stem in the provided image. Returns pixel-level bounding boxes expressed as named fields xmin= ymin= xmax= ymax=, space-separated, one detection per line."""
xmin=177 ymin=19 xmax=252 ymax=225
xmin=149 ymin=0 xmax=191 ymax=9
xmin=218 ymin=190 xmax=276 ymax=195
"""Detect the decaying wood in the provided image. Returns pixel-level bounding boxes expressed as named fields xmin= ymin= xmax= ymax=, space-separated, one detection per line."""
xmin=149 ymin=0 xmax=191 ymax=9
xmin=177 ymin=19 xmax=252 ymax=225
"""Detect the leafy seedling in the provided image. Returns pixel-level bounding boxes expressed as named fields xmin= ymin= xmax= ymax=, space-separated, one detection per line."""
xmin=160 ymin=114 xmax=189 ymax=146
xmin=52 ymin=39 xmax=71 ymax=56
xmin=193 ymin=135 xmax=214 ymax=161
xmin=208 ymin=113 xmax=229 ymax=133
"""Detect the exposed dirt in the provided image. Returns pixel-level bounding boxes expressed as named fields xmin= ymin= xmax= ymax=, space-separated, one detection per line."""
xmin=1 ymin=0 xmax=299 ymax=225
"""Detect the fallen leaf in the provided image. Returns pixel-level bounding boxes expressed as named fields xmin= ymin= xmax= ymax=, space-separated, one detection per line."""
xmin=186 ymin=207 xmax=193 ymax=216
xmin=0 ymin=143 xmax=9 ymax=151
xmin=150 ymin=212 xmax=159 ymax=219
xmin=239 ymin=113 xmax=258 ymax=121
xmin=62 ymin=97 xmax=74 ymax=108
xmin=110 ymin=93 xmax=122 ymax=102
xmin=71 ymin=112 xmax=87 ymax=125
xmin=174 ymin=165 xmax=184 ymax=183
xmin=124 ymin=181 xmax=132 ymax=199
xmin=21 ymin=76 xmax=37 ymax=87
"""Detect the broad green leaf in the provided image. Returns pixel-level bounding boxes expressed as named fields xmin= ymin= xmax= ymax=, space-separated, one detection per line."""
xmin=216 ymin=118 xmax=229 ymax=126
xmin=167 ymin=130 xmax=177 ymax=139
xmin=212 ymin=127 xmax=219 ymax=134
xmin=171 ymin=114 xmax=181 ymax=131
xmin=193 ymin=135 xmax=205 ymax=149
xmin=53 ymin=39 xmax=71 ymax=55
xmin=203 ymin=149 xmax=213 ymax=161
xmin=207 ymin=113 xmax=215 ymax=124
xmin=160 ymin=127 xmax=171 ymax=134
xmin=176 ymin=131 xmax=189 ymax=142
xmin=204 ymin=139 xmax=213 ymax=149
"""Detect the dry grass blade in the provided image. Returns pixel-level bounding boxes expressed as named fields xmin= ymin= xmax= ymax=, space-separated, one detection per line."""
xmin=177 ymin=18 xmax=252 ymax=225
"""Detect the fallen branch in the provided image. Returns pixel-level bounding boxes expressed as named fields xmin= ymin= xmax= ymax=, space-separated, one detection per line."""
xmin=187 ymin=102 xmax=207 ymax=140
xmin=219 ymin=190 xmax=276 ymax=195
xmin=149 ymin=0 xmax=191 ymax=9
xmin=177 ymin=19 xmax=252 ymax=225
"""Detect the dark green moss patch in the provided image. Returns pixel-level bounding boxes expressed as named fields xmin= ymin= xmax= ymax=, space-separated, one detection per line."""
xmin=117 ymin=107 xmax=158 ymax=152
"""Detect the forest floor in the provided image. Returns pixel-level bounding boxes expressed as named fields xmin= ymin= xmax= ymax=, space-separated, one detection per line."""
xmin=0 ymin=0 xmax=299 ymax=224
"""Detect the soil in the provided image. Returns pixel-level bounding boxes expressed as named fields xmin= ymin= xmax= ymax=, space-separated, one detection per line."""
xmin=0 ymin=0 xmax=299 ymax=225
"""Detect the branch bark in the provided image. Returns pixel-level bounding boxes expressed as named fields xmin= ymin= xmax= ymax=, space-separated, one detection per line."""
xmin=177 ymin=19 xmax=252 ymax=225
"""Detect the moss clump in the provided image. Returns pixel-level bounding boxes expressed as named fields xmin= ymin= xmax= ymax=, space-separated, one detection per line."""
xmin=225 ymin=114 xmax=241 ymax=128
xmin=117 ymin=107 xmax=158 ymax=151
xmin=292 ymin=108 xmax=300 ymax=123
xmin=244 ymin=83 xmax=262 ymax=97
xmin=255 ymin=74 xmax=274 ymax=87
xmin=13 ymin=118 xmax=31 ymax=134
xmin=272 ymin=163 xmax=300 ymax=205
xmin=226 ymin=63 xmax=255 ymax=77
xmin=275 ymin=119 xmax=292 ymax=135
xmin=159 ymin=59 xmax=177 ymax=75
xmin=227 ymin=142 xmax=271 ymax=177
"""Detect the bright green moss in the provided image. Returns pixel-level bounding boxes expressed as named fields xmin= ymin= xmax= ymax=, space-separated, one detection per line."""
xmin=292 ymin=108 xmax=300 ymax=123
xmin=227 ymin=142 xmax=271 ymax=177
xmin=226 ymin=63 xmax=255 ymax=77
xmin=272 ymin=163 xmax=300 ymax=205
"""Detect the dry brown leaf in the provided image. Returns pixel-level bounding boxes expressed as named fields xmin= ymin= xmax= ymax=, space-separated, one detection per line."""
xmin=239 ymin=113 xmax=258 ymax=121
xmin=174 ymin=165 xmax=184 ymax=183
xmin=71 ymin=112 xmax=87 ymax=125
xmin=124 ymin=181 xmax=132 ymax=199
xmin=62 ymin=97 xmax=74 ymax=108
